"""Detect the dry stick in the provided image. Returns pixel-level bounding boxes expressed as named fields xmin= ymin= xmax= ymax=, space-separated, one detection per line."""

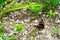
xmin=0 ymin=3 xmax=41 ymax=18
xmin=1 ymin=3 xmax=45 ymax=18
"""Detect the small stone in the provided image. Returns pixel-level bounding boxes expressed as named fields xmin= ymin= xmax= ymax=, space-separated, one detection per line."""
xmin=24 ymin=31 xmax=27 ymax=35
xmin=14 ymin=15 xmax=17 ymax=17
xmin=11 ymin=19 xmax=14 ymax=22
xmin=41 ymin=30 xmax=45 ymax=33
xmin=24 ymin=19 xmax=30 ymax=23
xmin=3 ymin=17 xmax=8 ymax=20
xmin=55 ymin=12 xmax=59 ymax=14
xmin=59 ymin=14 xmax=60 ymax=18
xmin=8 ymin=31 xmax=14 ymax=36
xmin=56 ymin=20 xmax=60 ymax=23
xmin=19 ymin=21 xmax=24 ymax=24
xmin=43 ymin=14 xmax=46 ymax=17
xmin=46 ymin=15 xmax=49 ymax=18
xmin=15 ymin=19 xmax=20 ymax=23
xmin=46 ymin=34 xmax=52 ymax=40
xmin=12 ymin=16 xmax=14 ymax=18
xmin=10 ymin=22 xmax=13 ymax=25
xmin=22 ymin=37 xmax=26 ymax=40
xmin=58 ymin=6 xmax=60 ymax=9
xmin=30 ymin=17 xmax=35 ymax=21
xmin=15 ymin=2 xmax=18 ymax=4
xmin=34 ymin=20 xmax=38 ymax=23
xmin=37 ymin=35 xmax=40 ymax=38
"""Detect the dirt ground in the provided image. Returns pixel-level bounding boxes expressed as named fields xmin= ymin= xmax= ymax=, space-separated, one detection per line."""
xmin=0 ymin=0 xmax=60 ymax=40
xmin=0 ymin=8 xmax=59 ymax=40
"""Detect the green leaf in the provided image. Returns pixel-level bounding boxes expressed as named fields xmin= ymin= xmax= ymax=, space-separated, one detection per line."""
xmin=29 ymin=4 xmax=41 ymax=15
xmin=49 ymin=9 xmax=53 ymax=15
xmin=0 ymin=23 xmax=5 ymax=36
xmin=0 ymin=0 xmax=5 ymax=7
xmin=13 ymin=24 xmax=25 ymax=32
xmin=0 ymin=28 xmax=3 ymax=36
xmin=34 ymin=6 xmax=41 ymax=15
xmin=0 ymin=35 xmax=10 ymax=40
xmin=0 ymin=35 xmax=14 ymax=40
xmin=49 ymin=9 xmax=56 ymax=17
xmin=54 ymin=25 xmax=59 ymax=34
xmin=0 ymin=23 xmax=5 ymax=27
xmin=50 ymin=0 xmax=60 ymax=6
xmin=10 ymin=36 xmax=14 ymax=40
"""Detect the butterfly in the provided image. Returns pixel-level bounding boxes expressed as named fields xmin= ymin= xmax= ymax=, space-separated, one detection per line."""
xmin=33 ymin=19 xmax=45 ymax=30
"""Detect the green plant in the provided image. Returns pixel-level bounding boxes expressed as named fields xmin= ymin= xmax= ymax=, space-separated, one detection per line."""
xmin=0 ymin=28 xmax=3 ymax=36
xmin=54 ymin=25 xmax=59 ymax=34
xmin=32 ymin=37 xmax=35 ymax=40
xmin=0 ymin=0 xmax=5 ymax=7
xmin=13 ymin=24 xmax=25 ymax=32
xmin=0 ymin=35 xmax=10 ymax=40
xmin=51 ymin=25 xmax=59 ymax=36
xmin=49 ymin=9 xmax=56 ymax=17
xmin=10 ymin=35 xmax=14 ymax=40
xmin=0 ymin=23 xmax=5 ymax=36
xmin=0 ymin=35 xmax=14 ymax=40
xmin=50 ymin=0 xmax=60 ymax=6
xmin=0 ymin=0 xmax=17 ymax=18
xmin=0 ymin=23 xmax=5 ymax=27
xmin=29 ymin=4 xmax=41 ymax=15
xmin=0 ymin=0 xmax=60 ymax=18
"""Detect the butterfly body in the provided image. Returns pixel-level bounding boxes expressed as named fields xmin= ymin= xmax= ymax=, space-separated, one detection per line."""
xmin=34 ymin=18 xmax=45 ymax=30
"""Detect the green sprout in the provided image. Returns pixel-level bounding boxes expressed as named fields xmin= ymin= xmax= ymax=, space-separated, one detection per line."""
xmin=13 ymin=24 xmax=25 ymax=32
xmin=0 ymin=23 xmax=5 ymax=36
xmin=29 ymin=4 xmax=41 ymax=15
xmin=49 ymin=9 xmax=56 ymax=17
xmin=0 ymin=28 xmax=3 ymax=36
xmin=51 ymin=25 xmax=59 ymax=36
xmin=32 ymin=37 xmax=35 ymax=40
xmin=0 ymin=35 xmax=10 ymax=40
xmin=10 ymin=35 xmax=14 ymax=40
xmin=54 ymin=25 xmax=59 ymax=34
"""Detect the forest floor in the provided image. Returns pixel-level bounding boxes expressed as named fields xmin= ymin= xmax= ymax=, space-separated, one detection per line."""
xmin=0 ymin=7 xmax=60 ymax=40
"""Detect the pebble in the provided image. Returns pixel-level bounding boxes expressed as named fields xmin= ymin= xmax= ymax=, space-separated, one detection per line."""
xmin=2 ymin=17 xmax=8 ymax=20
xmin=10 ymin=22 xmax=13 ymax=25
xmin=43 ymin=14 xmax=46 ymax=17
xmin=19 ymin=21 xmax=24 ymax=24
xmin=56 ymin=20 xmax=60 ymax=23
xmin=59 ymin=14 xmax=60 ymax=18
xmin=11 ymin=16 xmax=15 ymax=18
xmin=46 ymin=15 xmax=49 ymax=18
xmin=24 ymin=19 xmax=30 ymax=23
xmin=8 ymin=30 xmax=14 ymax=36
xmin=23 ymin=31 xmax=28 ymax=35
xmin=46 ymin=33 xmax=52 ymax=40
xmin=34 ymin=20 xmax=38 ymax=23
xmin=15 ymin=19 xmax=20 ymax=23
xmin=41 ymin=30 xmax=46 ymax=33
xmin=10 ymin=19 xmax=14 ymax=22
xmin=55 ymin=12 xmax=59 ymax=14
xmin=58 ymin=6 xmax=60 ymax=9
xmin=21 ymin=37 xmax=26 ymax=40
